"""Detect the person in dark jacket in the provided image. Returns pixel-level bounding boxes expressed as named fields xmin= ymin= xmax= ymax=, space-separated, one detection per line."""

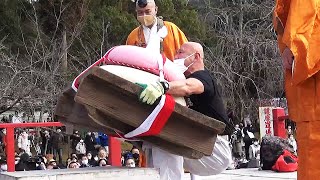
xmin=70 ymin=130 xmax=81 ymax=153
xmin=86 ymin=151 xmax=97 ymax=167
xmin=84 ymin=132 xmax=97 ymax=155
xmin=15 ymin=153 xmax=30 ymax=171
xmin=50 ymin=129 xmax=64 ymax=164
xmin=242 ymin=121 xmax=255 ymax=160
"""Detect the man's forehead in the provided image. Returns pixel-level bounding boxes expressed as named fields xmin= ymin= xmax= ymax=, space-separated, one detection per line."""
xmin=180 ymin=44 xmax=192 ymax=52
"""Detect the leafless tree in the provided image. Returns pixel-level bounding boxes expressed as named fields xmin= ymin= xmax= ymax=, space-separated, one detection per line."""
xmin=0 ymin=0 xmax=89 ymax=121
xmin=198 ymin=0 xmax=284 ymax=124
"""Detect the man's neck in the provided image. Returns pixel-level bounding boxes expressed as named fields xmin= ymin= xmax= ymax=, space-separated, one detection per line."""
xmin=147 ymin=23 xmax=155 ymax=29
xmin=188 ymin=65 xmax=205 ymax=75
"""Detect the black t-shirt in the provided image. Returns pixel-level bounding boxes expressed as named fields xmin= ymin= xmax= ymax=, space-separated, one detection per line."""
xmin=187 ymin=70 xmax=230 ymax=132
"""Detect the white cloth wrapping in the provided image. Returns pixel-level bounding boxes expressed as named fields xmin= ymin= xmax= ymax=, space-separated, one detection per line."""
xmin=183 ymin=136 xmax=232 ymax=176
xmin=144 ymin=18 xmax=168 ymax=55
xmin=143 ymin=143 xmax=184 ymax=180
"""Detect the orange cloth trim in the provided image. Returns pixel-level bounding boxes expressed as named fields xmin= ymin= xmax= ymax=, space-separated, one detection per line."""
xmin=126 ymin=21 xmax=188 ymax=61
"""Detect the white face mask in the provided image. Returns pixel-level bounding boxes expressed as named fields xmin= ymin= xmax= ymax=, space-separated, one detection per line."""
xmin=174 ymin=53 xmax=195 ymax=73
xmin=82 ymin=160 xmax=88 ymax=165
xmin=253 ymin=142 xmax=259 ymax=146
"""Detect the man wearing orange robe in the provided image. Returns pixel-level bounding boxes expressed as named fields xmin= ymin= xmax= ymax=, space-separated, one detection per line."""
xmin=126 ymin=0 xmax=188 ymax=61
xmin=273 ymin=0 xmax=320 ymax=179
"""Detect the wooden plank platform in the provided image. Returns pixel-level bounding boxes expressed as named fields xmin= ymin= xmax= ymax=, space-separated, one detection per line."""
xmin=73 ymin=67 xmax=225 ymax=159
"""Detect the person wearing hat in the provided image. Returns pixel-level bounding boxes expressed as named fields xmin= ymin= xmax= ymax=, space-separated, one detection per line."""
xmin=126 ymin=0 xmax=188 ymax=61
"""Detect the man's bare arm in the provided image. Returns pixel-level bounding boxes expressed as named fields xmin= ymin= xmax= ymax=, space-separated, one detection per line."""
xmin=167 ymin=78 xmax=204 ymax=97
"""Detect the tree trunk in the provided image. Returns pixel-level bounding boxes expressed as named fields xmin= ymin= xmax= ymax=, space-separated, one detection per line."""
xmin=61 ymin=29 xmax=68 ymax=73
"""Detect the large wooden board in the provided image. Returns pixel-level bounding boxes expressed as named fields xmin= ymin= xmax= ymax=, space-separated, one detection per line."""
xmin=74 ymin=67 xmax=225 ymax=159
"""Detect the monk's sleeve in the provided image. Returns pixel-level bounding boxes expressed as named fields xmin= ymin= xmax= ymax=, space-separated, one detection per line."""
xmin=169 ymin=23 xmax=188 ymax=50
xmin=275 ymin=0 xmax=320 ymax=84
xmin=281 ymin=0 xmax=318 ymax=56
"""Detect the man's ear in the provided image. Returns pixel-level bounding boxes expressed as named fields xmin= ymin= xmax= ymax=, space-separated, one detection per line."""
xmin=195 ymin=52 xmax=201 ymax=61
xmin=155 ymin=6 xmax=158 ymax=15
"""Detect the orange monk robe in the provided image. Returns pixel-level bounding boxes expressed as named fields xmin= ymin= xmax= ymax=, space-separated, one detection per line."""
xmin=126 ymin=21 xmax=188 ymax=61
xmin=274 ymin=0 xmax=320 ymax=179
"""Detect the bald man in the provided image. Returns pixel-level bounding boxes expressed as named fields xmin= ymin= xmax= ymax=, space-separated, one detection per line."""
xmin=126 ymin=0 xmax=187 ymax=61
xmin=138 ymin=42 xmax=232 ymax=180
xmin=139 ymin=42 xmax=229 ymax=126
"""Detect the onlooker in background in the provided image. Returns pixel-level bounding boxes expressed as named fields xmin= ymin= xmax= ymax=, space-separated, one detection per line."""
xmin=97 ymin=147 xmax=108 ymax=160
xmin=249 ymin=139 xmax=260 ymax=160
xmin=131 ymin=147 xmax=140 ymax=167
xmin=0 ymin=159 xmax=7 ymax=172
xmin=121 ymin=154 xmax=125 ymax=166
xmin=287 ymin=134 xmax=297 ymax=155
xmin=46 ymin=164 xmax=54 ymax=170
xmin=93 ymin=132 xmax=101 ymax=149
xmin=125 ymin=157 xmax=136 ymax=168
xmin=1 ymin=129 xmax=7 ymax=153
xmin=15 ymin=153 xmax=30 ymax=171
xmin=35 ymin=156 xmax=46 ymax=170
xmin=98 ymin=132 xmax=108 ymax=154
xmin=40 ymin=130 xmax=50 ymax=155
xmin=231 ymin=124 xmax=244 ymax=158
xmin=71 ymin=157 xmax=78 ymax=163
xmin=70 ymin=152 xmax=78 ymax=159
xmin=71 ymin=130 xmax=81 ymax=153
xmin=286 ymin=125 xmax=293 ymax=137
xmin=1 ymin=116 xmax=10 ymax=123
xmin=50 ymin=129 xmax=64 ymax=165
xmin=32 ymin=131 xmax=42 ymax=155
xmin=247 ymin=138 xmax=261 ymax=168
xmin=48 ymin=159 xmax=59 ymax=169
xmin=98 ymin=158 xmax=108 ymax=167
xmin=12 ymin=111 xmax=22 ymax=123
xmin=87 ymin=151 xmax=97 ymax=167
xmin=84 ymin=132 xmax=97 ymax=155
xmin=79 ymin=154 xmax=91 ymax=168
xmin=66 ymin=158 xmax=72 ymax=167
xmin=68 ymin=161 xmax=80 ymax=169
xmin=242 ymin=121 xmax=255 ymax=160
xmin=76 ymin=139 xmax=86 ymax=155
xmin=18 ymin=131 xmax=31 ymax=156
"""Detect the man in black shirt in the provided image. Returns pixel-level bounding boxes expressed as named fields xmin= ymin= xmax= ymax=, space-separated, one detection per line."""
xmin=138 ymin=42 xmax=232 ymax=179
xmin=139 ymin=42 xmax=230 ymax=128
